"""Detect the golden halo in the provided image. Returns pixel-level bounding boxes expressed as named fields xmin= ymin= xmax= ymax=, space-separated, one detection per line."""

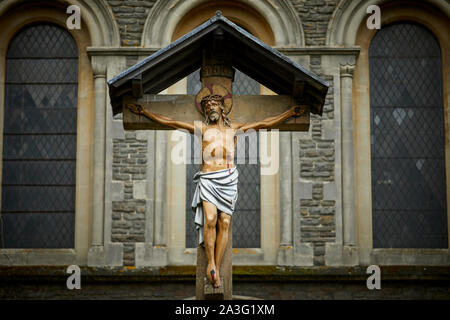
xmin=195 ymin=84 xmax=233 ymax=115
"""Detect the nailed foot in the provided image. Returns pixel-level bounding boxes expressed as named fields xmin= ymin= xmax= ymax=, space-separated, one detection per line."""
xmin=206 ymin=263 xmax=216 ymax=286
xmin=213 ymin=268 xmax=221 ymax=288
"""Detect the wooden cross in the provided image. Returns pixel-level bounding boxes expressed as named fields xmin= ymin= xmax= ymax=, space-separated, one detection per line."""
xmin=108 ymin=12 xmax=328 ymax=300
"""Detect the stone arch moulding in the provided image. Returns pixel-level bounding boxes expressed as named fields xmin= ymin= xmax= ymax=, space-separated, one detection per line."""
xmin=142 ymin=0 xmax=304 ymax=48
xmin=0 ymin=0 xmax=120 ymax=47
xmin=326 ymin=0 xmax=450 ymax=46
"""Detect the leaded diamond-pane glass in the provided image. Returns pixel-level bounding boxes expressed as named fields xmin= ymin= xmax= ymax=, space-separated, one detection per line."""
xmin=0 ymin=24 xmax=78 ymax=248
xmin=369 ymin=22 xmax=447 ymax=248
xmin=185 ymin=68 xmax=261 ymax=248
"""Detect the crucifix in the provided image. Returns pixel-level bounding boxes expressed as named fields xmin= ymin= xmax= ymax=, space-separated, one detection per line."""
xmin=108 ymin=12 xmax=328 ymax=300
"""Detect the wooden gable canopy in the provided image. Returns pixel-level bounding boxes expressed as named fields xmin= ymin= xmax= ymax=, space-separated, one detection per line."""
xmin=108 ymin=12 xmax=329 ymax=117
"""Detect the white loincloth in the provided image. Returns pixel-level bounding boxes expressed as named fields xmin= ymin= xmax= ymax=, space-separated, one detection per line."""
xmin=191 ymin=167 xmax=239 ymax=245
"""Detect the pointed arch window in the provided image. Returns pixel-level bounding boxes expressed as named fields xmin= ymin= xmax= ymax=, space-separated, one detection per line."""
xmin=0 ymin=23 xmax=78 ymax=248
xmin=369 ymin=22 xmax=448 ymax=248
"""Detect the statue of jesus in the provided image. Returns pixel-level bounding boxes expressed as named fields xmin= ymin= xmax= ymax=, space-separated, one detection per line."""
xmin=127 ymin=84 xmax=304 ymax=288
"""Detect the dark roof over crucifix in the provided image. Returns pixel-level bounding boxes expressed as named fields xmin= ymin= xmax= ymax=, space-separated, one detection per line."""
xmin=108 ymin=11 xmax=329 ymax=116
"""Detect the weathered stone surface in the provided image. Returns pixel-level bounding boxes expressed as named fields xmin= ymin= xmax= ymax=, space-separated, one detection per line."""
xmin=107 ymin=0 xmax=157 ymax=46
xmin=297 ymin=67 xmax=336 ymax=260
xmin=107 ymin=0 xmax=340 ymax=51
xmin=1 ymin=266 xmax=449 ymax=299
xmin=294 ymin=1 xmax=338 ymax=47
xmin=112 ymin=133 xmax=148 ymax=266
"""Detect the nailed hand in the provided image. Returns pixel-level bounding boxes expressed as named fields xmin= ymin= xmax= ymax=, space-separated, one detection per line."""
xmin=292 ymin=105 xmax=306 ymax=117
xmin=127 ymin=103 xmax=145 ymax=115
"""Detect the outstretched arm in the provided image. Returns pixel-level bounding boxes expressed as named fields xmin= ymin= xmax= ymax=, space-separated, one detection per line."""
xmin=237 ymin=105 xmax=306 ymax=131
xmin=126 ymin=103 xmax=195 ymax=133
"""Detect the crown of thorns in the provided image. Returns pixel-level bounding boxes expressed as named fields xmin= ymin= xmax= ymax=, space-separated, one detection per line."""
xmin=201 ymin=95 xmax=224 ymax=105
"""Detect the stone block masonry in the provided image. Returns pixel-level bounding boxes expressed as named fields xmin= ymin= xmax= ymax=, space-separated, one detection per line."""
xmin=291 ymin=0 xmax=340 ymax=45
xmin=112 ymin=132 xmax=148 ymax=266
xmin=106 ymin=0 xmax=157 ymax=46
xmin=299 ymin=56 xmax=336 ymax=266
xmin=106 ymin=1 xmax=341 ymax=47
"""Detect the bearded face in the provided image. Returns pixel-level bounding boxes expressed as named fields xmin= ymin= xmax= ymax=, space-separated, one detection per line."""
xmin=202 ymin=97 xmax=224 ymax=124
xmin=208 ymin=108 xmax=220 ymax=122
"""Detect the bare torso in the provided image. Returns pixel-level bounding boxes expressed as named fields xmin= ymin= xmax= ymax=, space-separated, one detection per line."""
xmin=200 ymin=123 xmax=238 ymax=173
